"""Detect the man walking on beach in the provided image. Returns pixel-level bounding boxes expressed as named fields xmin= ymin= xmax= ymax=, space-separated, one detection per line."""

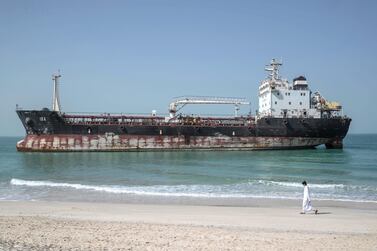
xmin=301 ymin=181 xmax=318 ymax=214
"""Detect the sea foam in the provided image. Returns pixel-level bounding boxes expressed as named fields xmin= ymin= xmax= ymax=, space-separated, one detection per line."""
xmin=253 ymin=180 xmax=346 ymax=189
xmin=9 ymin=178 xmax=376 ymax=203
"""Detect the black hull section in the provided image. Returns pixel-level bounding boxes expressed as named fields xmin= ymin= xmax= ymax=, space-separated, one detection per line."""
xmin=16 ymin=110 xmax=351 ymax=151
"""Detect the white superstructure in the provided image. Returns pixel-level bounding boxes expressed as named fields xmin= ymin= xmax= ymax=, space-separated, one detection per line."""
xmin=258 ymin=59 xmax=341 ymax=119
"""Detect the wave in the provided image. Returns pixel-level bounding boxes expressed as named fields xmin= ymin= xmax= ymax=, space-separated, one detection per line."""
xmin=10 ymin=178 xmax=251 ymax=198
xmin=253 ymin=180 xmax=346 ymax=189
xmin=10 ymin=178 xmax=351 ymax=190
xmin=9 ymin=178 xmax=377 ymax=202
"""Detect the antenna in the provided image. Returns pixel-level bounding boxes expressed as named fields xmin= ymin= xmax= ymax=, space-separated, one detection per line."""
xmin=52 ymin=71 xmax=62 ymax=112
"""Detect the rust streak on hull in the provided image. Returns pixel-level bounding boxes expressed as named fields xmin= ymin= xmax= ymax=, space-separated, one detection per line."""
xmin=16 ymin=134 xmax=330 ymax=152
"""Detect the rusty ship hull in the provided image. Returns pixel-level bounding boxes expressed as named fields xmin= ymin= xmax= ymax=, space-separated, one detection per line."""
xmin=16 ymin=110 xmax=351 ymax=152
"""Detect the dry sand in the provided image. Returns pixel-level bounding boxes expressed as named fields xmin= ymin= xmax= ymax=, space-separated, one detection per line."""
xmin=0 ymin=200 xmax=376 ymax=250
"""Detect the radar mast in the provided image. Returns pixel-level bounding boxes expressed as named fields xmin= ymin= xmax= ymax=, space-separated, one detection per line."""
xmin=265 ymin=59 xmax=282 ymax=81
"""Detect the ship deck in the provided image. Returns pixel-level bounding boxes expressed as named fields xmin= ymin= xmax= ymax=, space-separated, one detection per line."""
xmin=62 ymin=113 xmax=256 ymax=127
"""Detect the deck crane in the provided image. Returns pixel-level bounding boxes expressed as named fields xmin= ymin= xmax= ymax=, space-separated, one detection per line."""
xmin=168 ymin=96 xmax=250 ymax=118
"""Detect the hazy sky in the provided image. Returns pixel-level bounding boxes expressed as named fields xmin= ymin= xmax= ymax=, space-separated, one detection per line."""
xmin=1 ymin=0 xmax=376 ymax=136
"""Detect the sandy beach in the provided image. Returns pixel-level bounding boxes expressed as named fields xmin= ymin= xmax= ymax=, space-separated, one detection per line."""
xmin=0 ymin=200 xmax=376 ymax=250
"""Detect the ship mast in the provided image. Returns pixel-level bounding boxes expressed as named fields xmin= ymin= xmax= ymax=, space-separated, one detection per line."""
xmin=265 ymin=59 xmax=282 ymax=81
xmin=52 ymin=73 xmax=62 ymax=112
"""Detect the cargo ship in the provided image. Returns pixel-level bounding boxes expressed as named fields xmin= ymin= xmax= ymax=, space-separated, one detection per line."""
xmin=16 ymin=59 xmax=351 ymax=152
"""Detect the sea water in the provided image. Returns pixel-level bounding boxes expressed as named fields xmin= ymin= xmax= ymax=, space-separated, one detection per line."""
xmin=0 ymin=135 xmax=376 ymax=203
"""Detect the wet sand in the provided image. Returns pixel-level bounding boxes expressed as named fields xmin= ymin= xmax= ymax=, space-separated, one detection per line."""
xmin=1 ymin=200 xmax=376 ymax=250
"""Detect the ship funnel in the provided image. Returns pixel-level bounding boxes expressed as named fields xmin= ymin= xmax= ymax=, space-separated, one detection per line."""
xmin=52 ymin=73 xmax=62 ymax=112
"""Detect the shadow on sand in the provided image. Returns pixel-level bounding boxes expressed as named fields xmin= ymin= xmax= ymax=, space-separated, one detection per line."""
xmin=300 ymin=212 xmax=332 ymax=215
xmin=316 ymin=212 xmax=332 ymax=215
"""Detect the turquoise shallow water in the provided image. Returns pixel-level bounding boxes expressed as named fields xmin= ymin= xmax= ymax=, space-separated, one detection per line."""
xmin=0 ymin=135 xmax=376 ymax=203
